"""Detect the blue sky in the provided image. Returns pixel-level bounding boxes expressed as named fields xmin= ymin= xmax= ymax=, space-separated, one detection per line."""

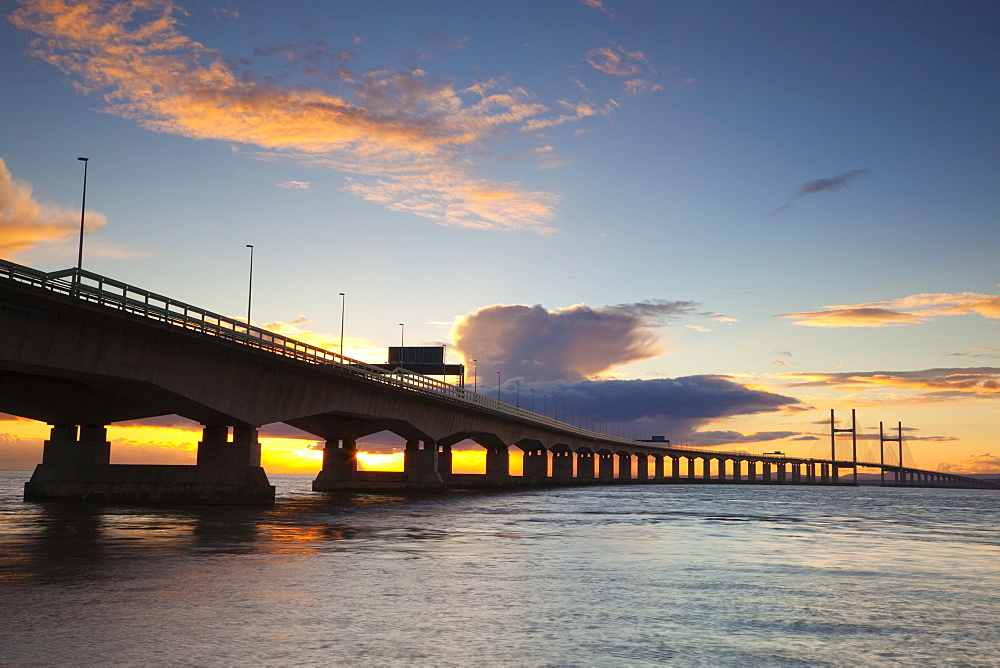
xmin=1 ymin=0 xmax=998 ymax=473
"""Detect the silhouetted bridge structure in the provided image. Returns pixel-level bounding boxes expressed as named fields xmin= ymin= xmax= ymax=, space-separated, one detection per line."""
xmin=1 ymin=259 xmax=994 ymax=504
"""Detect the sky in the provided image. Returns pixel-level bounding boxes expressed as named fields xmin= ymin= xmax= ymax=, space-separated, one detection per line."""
xmin=1 ymin=0 xmax=998 ymax=475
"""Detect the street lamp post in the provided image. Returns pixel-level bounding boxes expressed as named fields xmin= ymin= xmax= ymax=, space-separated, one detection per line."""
xmin=339 ymin=292 xmax=346 ymax=358
xmin=472 ymin=359 xmax=478 ymax=393
xmin=530 ymin=388 xmax=535 ymax=411
xmin=497 ymin=371 xmax=501 ymax=401
xmin=515 ymin=380 xmax=520 ymax=407
xmin=75 ymin=157 xmax=89 ymax=289
xmin=245 ymin=244 xmax=254 ymax=327
xmin=442 ymin=344 xmax=447 ymax=383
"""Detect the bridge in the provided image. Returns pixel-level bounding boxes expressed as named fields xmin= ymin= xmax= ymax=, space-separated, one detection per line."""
xmin=0 ymin=258 xmax=993 ymax=504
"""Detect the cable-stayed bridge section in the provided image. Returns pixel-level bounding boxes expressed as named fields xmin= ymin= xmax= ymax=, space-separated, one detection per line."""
xmin=0 ymin=259 xmax=993 ymax=505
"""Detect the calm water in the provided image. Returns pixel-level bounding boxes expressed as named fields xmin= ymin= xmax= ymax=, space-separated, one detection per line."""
xmin=0 ymin=471 xmax=997 ymax=666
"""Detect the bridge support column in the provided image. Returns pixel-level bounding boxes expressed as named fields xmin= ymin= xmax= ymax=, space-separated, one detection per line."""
xmin=747 ymin=460 xmax=757 ymax=482
xmin=404 ymin=439 xmax=444 ymax=488
xmin=702 ymin=457 xmax=711 ymax=481
xmin=316 ymin=436 xmax=358 ymax=484
xmin=485 ymin=445 xmax=510 ymax=482
xmin=522 ymin=448 xmax=548 ymax=481
xmin=552 ymin=450 xmax=574 ymax=481
xmin=38 ymin=424 xmax=112 ymax=465
xmin=652 ymin=455 xmax=664 ymax=481
xmin=27 ymin=424 xmax=274 ymax=505
xmin=617 ymin=453 xmax=632 ymax=481
xmin=598 ymin=453 xmax=615 ymax=481
xmin=438 ymin=444 xmax=452 ymax=478
xmin=732 ymin=460 xmax=742 ymax=483
xmin=777 ymin=462 xmax=787 ymax=483
xmin=671 ymin=456 xmax=681 ymax=480
xmin=576 ymin=451 xmax=596 ymax=481
xmin=635 ymin=454 xmax=649 ymax=481
xmin=687 ymin=457 xmax=698 ymax=481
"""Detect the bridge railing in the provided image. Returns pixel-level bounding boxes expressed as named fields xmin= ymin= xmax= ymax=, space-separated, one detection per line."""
xmin=0 ymin=259 xmax=646 ymax=448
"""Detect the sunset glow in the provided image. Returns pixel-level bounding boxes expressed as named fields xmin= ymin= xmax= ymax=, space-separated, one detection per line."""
xmin=1 ymin=1 xmax=998 ymax=476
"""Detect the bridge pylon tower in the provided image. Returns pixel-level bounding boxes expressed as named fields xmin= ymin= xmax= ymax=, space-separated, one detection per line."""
xmin=831 ymin=408 xmax=859 ymax=485
xmin=880 ymin=420 xmax=903 ymax=486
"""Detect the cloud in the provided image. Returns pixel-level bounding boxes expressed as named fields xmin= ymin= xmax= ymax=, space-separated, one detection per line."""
xmin=585 ymin=44 xmax=662 ymax=95
xmin=769 ymin=169 xmax=870 ymax=216
xmin=452 ymin=300 xmax=723 ymax=383
xmin=779 ymin=292 xmax=1000 ymax=327
xmin=0 ymin=156 xmax=108 ymax=258
xmin=782 ymin=367 xmax=1000 ymax=400
xmin=935 ymin=453 xmax=1000 ymax=475
xmin=581 ymin=0 xmax=617 ymax=19
xmin=949 ymin=346 xmax=1000 ymax=359
xmin=0 ymin=432 xmax=42 ymax=470
xmin=8 ymin=0 xmax=608 ymax=233
xmin=501 ymin=376 xmax=801 ymax=445
xmin=276 ymin=180 xmax=310 ymax=190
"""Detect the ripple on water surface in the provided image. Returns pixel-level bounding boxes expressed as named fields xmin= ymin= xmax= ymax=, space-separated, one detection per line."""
xmin=0 ymin=472 xmax=998 ymax=665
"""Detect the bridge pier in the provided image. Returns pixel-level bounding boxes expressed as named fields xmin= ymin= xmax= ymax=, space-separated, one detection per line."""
xmin=652 ymin=454 xmax=664 ymax=481
xmin=404 ymin=439 xmax=445 ymax=488
xmin=522 ymin=448 xmax=548 ymax=481
xmin=635 ymin=454 xmax=649 ymax=481
xmin=484 ymin=445 xmax=510 ymax=483
xmin=576 ymin=450 xmax=596 ymax=481
xmin=438 ymin=444 xmax=452 ymax=478
xmin=552 ymin=449 xmax=574 ymax=481
xmin=26 ymin=424 xmax=275 ymax=505
xmin=598 ymin=452 xmax=615 ymax=480
xmin=617 ymin=452 xmax=632 ymax=481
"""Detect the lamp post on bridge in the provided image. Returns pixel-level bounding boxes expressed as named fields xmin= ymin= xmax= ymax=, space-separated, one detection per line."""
xmin=245 ymin=244 xmax=254 ymax=327
xmin=339 ymin=292 xmax=346 ymax=358
xmin=75 ymin=157 xmax=89 ymax=291
xmin=497 ymin=371 xmax=501 ymax=401
xmin=472 ymin=359 xmax=477 ymax=393
xmin=530 ymin=388 xmax=535 ymax=411
xmin=515 ymin=380 xmax=519 ymax=407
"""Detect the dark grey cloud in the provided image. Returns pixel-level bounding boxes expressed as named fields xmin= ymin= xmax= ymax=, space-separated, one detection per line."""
xmin=769 ymin=169 xmax=870 ymax=217
xmin=498 ymin=375 xmax=802 ymax=445
xmin=454 ymin=300 xmax=724 ymax=383
xmin=797 ymin=169 xmax=870 ymax=195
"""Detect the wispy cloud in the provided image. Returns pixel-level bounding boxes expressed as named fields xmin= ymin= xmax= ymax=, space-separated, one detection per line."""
xmin=452 ymin=300 xmax=725 ymax=383
xmin=769 ymin=169 xmax=870 ymax=216
xmin=779 ymin=292 xmax=1000 ymax=327
xmin=581 ymin=0 xmax=617 ymax=19
xmin=585 ymin=44 xmax=663 ymax=95
xmin=275 ymin=180 xmax=310 ymax=190
xmin=949 ymin=346 xmax=1000 ymax=359
xmin=9 ymin=0 xmax=621 ymax=233
xmin=782 ymin=367 xmax=1000 ymax=400
xmin=0 ymin=156 xmax=107 ymax=258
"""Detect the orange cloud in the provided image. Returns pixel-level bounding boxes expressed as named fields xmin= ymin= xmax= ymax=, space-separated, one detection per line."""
xmin=585 ymin=44 xmax=663 ymax=95
xmin=9 ymin=0 xmax=579 ymax=233
xmin=782 ymin=368 xmax=1000 ymax=400
xmin=780 ymin=292 xmax=1000 ymax=327
xmin=935 ymin=453 xmax=1000 ymax=475
xmin=0 ymin=156 xmax=108 ymax=258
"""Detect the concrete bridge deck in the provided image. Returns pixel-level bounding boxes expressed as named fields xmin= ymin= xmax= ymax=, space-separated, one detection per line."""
xmin=1 ymin=259 xmax=993 ymax=504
